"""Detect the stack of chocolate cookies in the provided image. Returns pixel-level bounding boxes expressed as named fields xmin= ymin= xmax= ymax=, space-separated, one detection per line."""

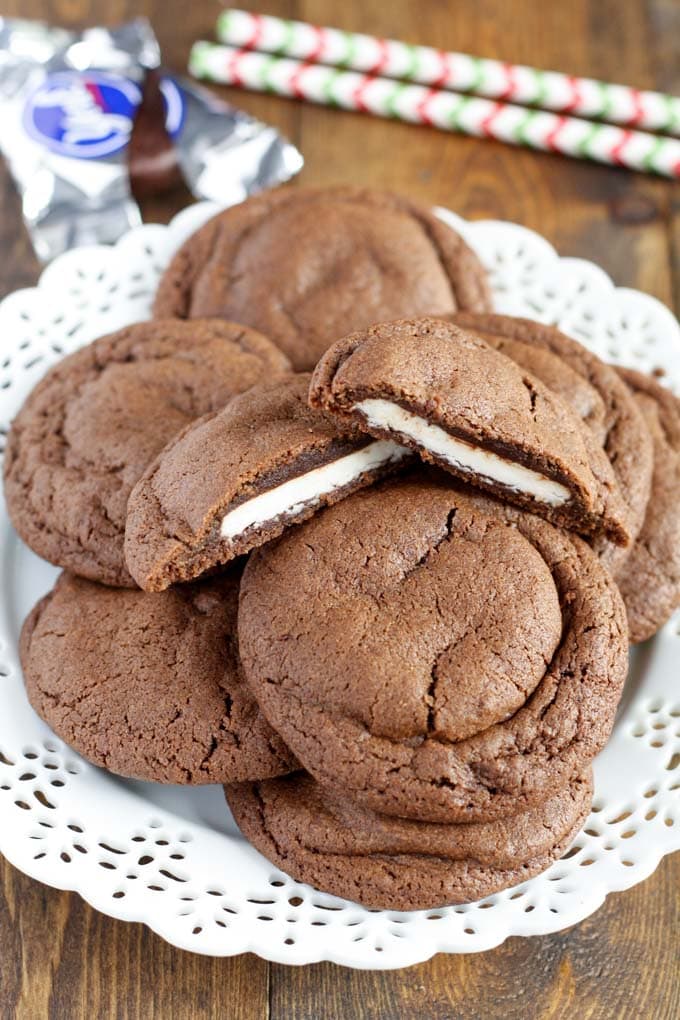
xmin=7 ymin=187 xmax=680 ymax=911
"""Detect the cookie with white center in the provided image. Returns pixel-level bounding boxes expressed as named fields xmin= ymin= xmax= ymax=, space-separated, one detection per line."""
xmin=4 ymin=319 xmax=290 ymax=587
xmin=310 ymin=317 xmax=631 ymax=545
xmin=20 ymin=570 xmax=295 ymax=784
xmin=238 ymin=475 xmax=628 ymax=824
xmin=225 ymin=770 xmax=592 ymax=911
xmin=615 ymin=368 xmax=680 ymax=642
xmin=152 ymin=186 xmax=492 ymax=371
xmin=450 ymin=312 xmax=653 ymax=572
xmin=124 ymin=374 xmax=410 ymax=592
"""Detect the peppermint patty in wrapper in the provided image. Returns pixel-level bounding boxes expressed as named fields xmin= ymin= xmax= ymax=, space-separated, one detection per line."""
xmin=0 ymin=17 xmax=302 ymax=261
xmin=0 ymin=19 xmax=157 ymax=260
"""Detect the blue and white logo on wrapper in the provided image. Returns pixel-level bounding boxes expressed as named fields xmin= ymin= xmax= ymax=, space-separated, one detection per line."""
xmin=23 ymin=71 xmax=185 ymax=159
xmin=24 ymin=71 xmax=142 ymax=158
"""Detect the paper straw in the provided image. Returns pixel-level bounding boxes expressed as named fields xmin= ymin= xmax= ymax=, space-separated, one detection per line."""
xmin=189 ymin=43 xmax=680 ymax=179
xmin=215 ymin=9 xmax=680 ymax=137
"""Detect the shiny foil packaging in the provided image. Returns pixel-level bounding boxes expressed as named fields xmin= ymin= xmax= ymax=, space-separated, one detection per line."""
xmin=0 ymin=17 xmax=302 ymax=261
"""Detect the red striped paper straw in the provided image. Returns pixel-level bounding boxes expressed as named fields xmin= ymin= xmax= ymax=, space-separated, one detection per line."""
xmin=189 ymin=43 xmax=680 ymax=179
xmin=216 ymin=8 xmax=680 ymax=137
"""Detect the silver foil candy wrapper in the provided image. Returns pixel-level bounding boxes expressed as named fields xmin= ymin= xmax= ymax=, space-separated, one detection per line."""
xmin=0 ymin=19 xmax=156 ymax=260
xmin=173 ymin=76 xmax=303 ymax=207
xmin=0 ymin=17 xmax=302 ymax=261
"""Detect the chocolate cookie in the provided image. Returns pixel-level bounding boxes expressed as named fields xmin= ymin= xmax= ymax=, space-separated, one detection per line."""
xmin=125 ymin=374 xmax=410 ymax=592
xmin=4 ymin=319 xmax=290 ymax=587
xmin=450 ymin=312 xmax=654 ymax=571
xmin=239 ymin=475 xmax=628 ymax=823
xmin=615 ymin=368 xmax=680 ymax=642
xmin=20 ymin=570 xmax=295 ymax=783
xmin=153 ymin=186 xmax=492 ymax=371
xmin=226 ymin=770 xmax=592 ymax=910
xmin=310 ymin=317 xmax=630 ymax=545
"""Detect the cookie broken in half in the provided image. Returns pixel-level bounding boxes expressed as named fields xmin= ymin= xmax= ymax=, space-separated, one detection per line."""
xmin=125 ymin=374 xmax=410 ymax=591
xmin=310 ymin=317 xmax=631 ymax=545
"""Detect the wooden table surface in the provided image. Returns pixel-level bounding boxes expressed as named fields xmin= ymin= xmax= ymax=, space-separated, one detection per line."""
xmin=0 ymin=1 xmax=678 ymax=1017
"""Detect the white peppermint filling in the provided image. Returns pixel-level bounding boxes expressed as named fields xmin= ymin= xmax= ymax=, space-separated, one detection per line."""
xmin=220 ymin=439 xmax=409 ymax=539
xmin=355 ymin=398 xmax=570 ymax=507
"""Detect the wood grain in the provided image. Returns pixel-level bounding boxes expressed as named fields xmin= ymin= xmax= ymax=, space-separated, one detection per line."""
xmin=0 ymin=1 xmax=678 ymax=1017
xmin=271 ymin=853 xmax=680 ymax=1020
xmin=0 ymin=855 xmax=269 ymax=1020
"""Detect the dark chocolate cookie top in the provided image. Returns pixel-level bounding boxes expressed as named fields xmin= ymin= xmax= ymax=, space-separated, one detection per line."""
xmin=239 ymin=474 xmax=628 ymax=823
xmin=451 ymin=312 xmax=653 ymax=570
xmin=615 ymin=368 xmax=680 ymax=642
xmin=153 ymin=186 xmax=492 ymax=371
xmin=310 ymin=317 xmax=630 ymax=544
xmin=125 ymin=374 xmax=407 ymax=592
xmin=21 ymin=571 xmax=296 ymax=784
xmin=226 ymin=770 xmax=592 ymax=910
xmin=4 ymin=319 xmax=290 ymax=587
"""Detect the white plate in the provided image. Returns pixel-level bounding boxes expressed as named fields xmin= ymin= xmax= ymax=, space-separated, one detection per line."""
xmin=0 ymin=201 xmax=678 ymax=970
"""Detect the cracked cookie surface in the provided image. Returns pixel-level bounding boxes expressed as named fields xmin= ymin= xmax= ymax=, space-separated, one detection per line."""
xmin=152 ymin=186 xmax=492 ymax=371
xmin=451 ymin=312 xmax=653 ymax=572
xmin=125 ymin=374 xmax=408 ymax=592
xmin=238 ymin=474 xmax=628 ymax=823
xmin=4 ymin=319 xmax=290 ymax=587
xmin=615 ymin=368 xmax=680 ymax=642
xmin=310 ymin=317 xmax=630 ymax=544
xmin=225 ymin=770 xmax=592 ymax=910
xmin=20 ymin=570 xmax=296 ymax=784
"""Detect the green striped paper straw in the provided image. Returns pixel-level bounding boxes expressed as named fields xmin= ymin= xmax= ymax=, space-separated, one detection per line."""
xmin=189 ymin=42 xmax=680 ymax=178
xmin=215 ymin=9 xmax=680 ymax=137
